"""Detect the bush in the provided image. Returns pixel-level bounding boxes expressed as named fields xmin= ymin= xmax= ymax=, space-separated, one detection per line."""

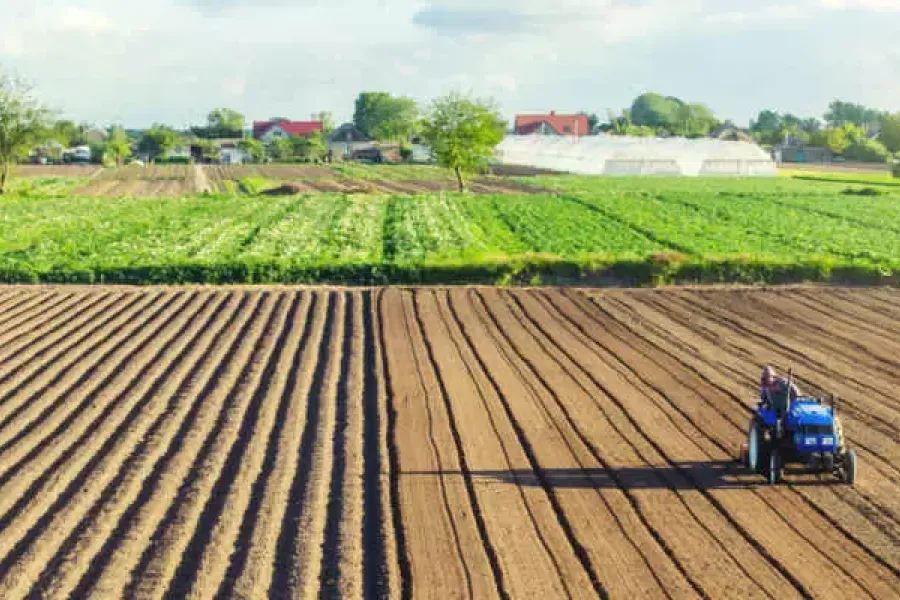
xmin=155 ymin=156 xmax=191 ymax=165
xmin=399 ymin=143 xmax=413 ymax=162
xmin=843 ymin=139 xmax=890 ymax=163
xmin=893 ymin=162 xmax=900 ymax=179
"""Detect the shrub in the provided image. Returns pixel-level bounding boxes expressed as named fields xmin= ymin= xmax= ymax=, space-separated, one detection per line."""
xmin=842 ymin=187 xmax=884 ymax=197
xmin=399 ymin=143 xmax=413 ymax=162
xmin=843 ymin=139 xmax=890 ymax=163
xmin=893 ymin=161 xmax=900 ymax=179
xmin=155 ymin=156 xmax=191 ymax=165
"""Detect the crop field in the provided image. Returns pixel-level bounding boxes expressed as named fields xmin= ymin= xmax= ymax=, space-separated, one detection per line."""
xmin=1 ymin=169 xmax=899 ymax=285
xmin=0 ymin=285 xmax=896 ymax=599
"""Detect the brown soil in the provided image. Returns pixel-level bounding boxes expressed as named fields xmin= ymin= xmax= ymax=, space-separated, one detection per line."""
xmin=0 ymin=286 xmax=896 ymax=598
xmin=12 ymin=165 xmax=102 ymax=178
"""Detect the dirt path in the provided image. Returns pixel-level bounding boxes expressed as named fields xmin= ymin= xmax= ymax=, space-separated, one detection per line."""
xmin=0 ymin=285 xmax=895 ymax=598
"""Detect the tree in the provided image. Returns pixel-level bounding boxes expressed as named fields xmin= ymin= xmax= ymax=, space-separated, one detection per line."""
xmin=290 ymin=130 xmax=326 ymax=161
xmin=420 ymin=92 xmax=506 ymax=192
xmin=879 ymin=112 xmax=900 ymax=153
xmin=843 ymin=138 xmax=890 ymax=163
xmin=195 ymin=108 xmax=245 ymax=138
xmin=824 ymin=100 xmax=884 ymax=132
xmin=50 ymin=119 xmax=89 ymax=147
xmin=268 ymin=137 xmax=294 ymax=162
xmin=672 ymin=103 xmax=717 ymax=138
xmin=105 ymin=126 xmax=132 ymax=166
xmin=353 ymin=92 xmax=419 ymax=141
xmin=195 ymin=138 xmax=221 ymax=163
xmin=630 ymin=93 xmax=682 ymax=129
xmin=238 ymin=137 xmax=265 ymax=163
xmin=137 ymin=124 xmax=179 ymax=163
xmin=313 ymin=111 xmax=335 ymax=134
xmin=579 ymin=112 xmax=600 ymax=134
xmin=0 ymin=71 xmax=52 ymax=194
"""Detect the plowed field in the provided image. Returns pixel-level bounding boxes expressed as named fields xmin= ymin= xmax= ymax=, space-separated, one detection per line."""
xmin=0 ymin=286 xmax=896 ymax=599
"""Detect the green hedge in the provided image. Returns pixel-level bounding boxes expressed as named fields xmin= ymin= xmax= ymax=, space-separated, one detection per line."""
xmin=0 ymin=255 xmax=894 ymax=287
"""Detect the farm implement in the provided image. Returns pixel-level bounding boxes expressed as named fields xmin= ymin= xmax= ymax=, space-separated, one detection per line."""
xmin=740 ymin=372 xmax=857 ymax=485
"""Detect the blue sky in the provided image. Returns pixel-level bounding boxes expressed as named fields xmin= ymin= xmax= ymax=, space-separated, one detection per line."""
xmin=1 ymin=0 xmax=898 ymax=128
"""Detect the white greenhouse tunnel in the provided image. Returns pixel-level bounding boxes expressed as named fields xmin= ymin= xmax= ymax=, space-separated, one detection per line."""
xmin=495 ymin=135 xmax=778 ymax=176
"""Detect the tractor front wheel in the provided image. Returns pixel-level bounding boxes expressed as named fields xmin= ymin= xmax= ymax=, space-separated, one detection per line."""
xmin=748 ymin=421 xmax=761 ymax=473
xmin=768 ymin=450 xmax=782 ymax=485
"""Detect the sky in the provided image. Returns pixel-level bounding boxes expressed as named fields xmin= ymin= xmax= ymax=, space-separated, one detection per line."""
xmin=1 ymin=0 xmax=898 ymax=128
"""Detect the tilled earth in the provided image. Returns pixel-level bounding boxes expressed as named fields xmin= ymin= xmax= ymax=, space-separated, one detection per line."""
xmin=0 ymin=286 xmax=896 ymax=599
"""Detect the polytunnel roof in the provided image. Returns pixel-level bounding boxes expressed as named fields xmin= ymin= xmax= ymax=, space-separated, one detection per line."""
xmin=495 ymin=134 xmax=776 ymax=176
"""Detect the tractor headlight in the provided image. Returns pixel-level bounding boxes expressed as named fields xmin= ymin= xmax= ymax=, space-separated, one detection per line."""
xmin=822 ymin=437 xmax=834 ymax=447
xmin=805 ymin=437 xmax=817 ymax=446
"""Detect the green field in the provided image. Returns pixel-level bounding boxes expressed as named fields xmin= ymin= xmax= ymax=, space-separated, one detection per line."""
xmin=1 ymin=166 xmax=899 ymax=285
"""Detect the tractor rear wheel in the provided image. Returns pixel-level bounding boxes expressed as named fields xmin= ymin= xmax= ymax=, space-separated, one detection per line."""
xmin=768 ymin=450 xmax=782 ymax=485
xmin=845 ymin=450 xmax=857 ymax=485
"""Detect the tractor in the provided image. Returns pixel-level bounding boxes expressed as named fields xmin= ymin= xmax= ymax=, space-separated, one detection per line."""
xmin=739 ymin=372 xmax=857 ymax=485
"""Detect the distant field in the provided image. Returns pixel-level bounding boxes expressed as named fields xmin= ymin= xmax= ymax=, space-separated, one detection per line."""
xmin=1 ymin=165 xmax=899 ymax=285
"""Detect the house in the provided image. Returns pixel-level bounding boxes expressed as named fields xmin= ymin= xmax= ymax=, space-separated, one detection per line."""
xmin=218 ymin=140 xmax=248 ymax=164
xmin=327 ymin=123 xmax=374 ymax=159
xmin=253 ymin=120 xmax=324 ymax=143
xmin=514 ymin=111 xmax=590 ymax=136
xmin=776 ymin=145 xmax=832 ymax=165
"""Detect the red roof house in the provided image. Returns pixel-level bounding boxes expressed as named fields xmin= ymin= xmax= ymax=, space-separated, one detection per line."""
xmin=253 ymin=120 xmax=324 ymax=141
xmin=514 ymin=112 xmax=590 ymax=136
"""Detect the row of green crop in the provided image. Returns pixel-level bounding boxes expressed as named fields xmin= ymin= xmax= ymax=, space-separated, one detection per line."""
xmin=2 ymin=177 xmax=899 ymax=285
xmin=541 ymin=176 xmax=900 ymax=269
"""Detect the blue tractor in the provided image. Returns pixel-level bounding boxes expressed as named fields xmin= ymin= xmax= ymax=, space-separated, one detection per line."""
xmin=741 ymin=374 xmax=857 ymax=485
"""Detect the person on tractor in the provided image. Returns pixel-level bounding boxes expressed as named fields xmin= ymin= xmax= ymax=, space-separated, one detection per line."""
xmin=760 ymin=366 xmax=802 ymax=437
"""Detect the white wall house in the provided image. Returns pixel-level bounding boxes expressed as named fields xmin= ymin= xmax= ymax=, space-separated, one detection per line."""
xmin=219 ymin=142 xmax=248 ymax=164
xmin=260 ymin=125 xmax=290 ymax=145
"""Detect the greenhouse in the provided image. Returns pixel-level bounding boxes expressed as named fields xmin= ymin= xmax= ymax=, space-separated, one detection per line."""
xmin=495 ymin=135 xmax=777 ymax=176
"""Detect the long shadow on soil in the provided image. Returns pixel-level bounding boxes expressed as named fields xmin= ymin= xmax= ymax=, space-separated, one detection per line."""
xmin=405 ymin=460 xmax=846 ymax=490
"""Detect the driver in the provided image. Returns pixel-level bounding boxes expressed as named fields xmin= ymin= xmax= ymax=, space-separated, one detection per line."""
xmin=760 ymin=365 xmax=802 ymax=408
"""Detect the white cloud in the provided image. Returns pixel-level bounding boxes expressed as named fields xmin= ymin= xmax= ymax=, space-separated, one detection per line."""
xmin=820 ymin=0 xmax=900 ymax=10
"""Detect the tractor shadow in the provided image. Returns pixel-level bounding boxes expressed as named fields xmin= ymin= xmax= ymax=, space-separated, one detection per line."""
xmin=405 ymin=460 xmax=845 ymax=490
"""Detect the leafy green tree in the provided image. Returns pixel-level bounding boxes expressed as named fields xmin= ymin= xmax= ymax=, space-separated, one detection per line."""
xmin=353 ymin=92 xmax=419 ymax=141
xmin=630 ymin=93 xmax=682 ymax=129
xmin=195 ymin=108 xmax=245 ymax=138
xmin=290 ymin=130 xmax=326 ymax=161
xmin=196 ymin=138 xmax=221 ymax=163
xmin=105 ymin=126 xmax=132 ymax=166
xmin=268 ymin=137 xmax=294 ymax=162
xmin=879 ymin=112 xmax=900 ymax=153
xmin=137 ymin=124 xmax=179 ymax=163
xmin=50 ymin=120 xmax=90 ymax=147
xmin=313 ymin=111 xmax=336 ymax=135
xmin=420 ymin=92 xmax=506 ymax=192
xmin=814 ymin=123 xmax=865 ymax=155
xmin=824 ymin=100 xmax=884 ymax=130
xmin=672 ymin=103 xmax=717 ymax=138
xmin=238 ymin=137 xmax=265 ymax=163
xmin=843 ymin=139 xmax=890 ymax=163
xmin=0 ymin=71 xmax=52 ymax=194
xmin=751 ymin=110 xmax=782 ymax=134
